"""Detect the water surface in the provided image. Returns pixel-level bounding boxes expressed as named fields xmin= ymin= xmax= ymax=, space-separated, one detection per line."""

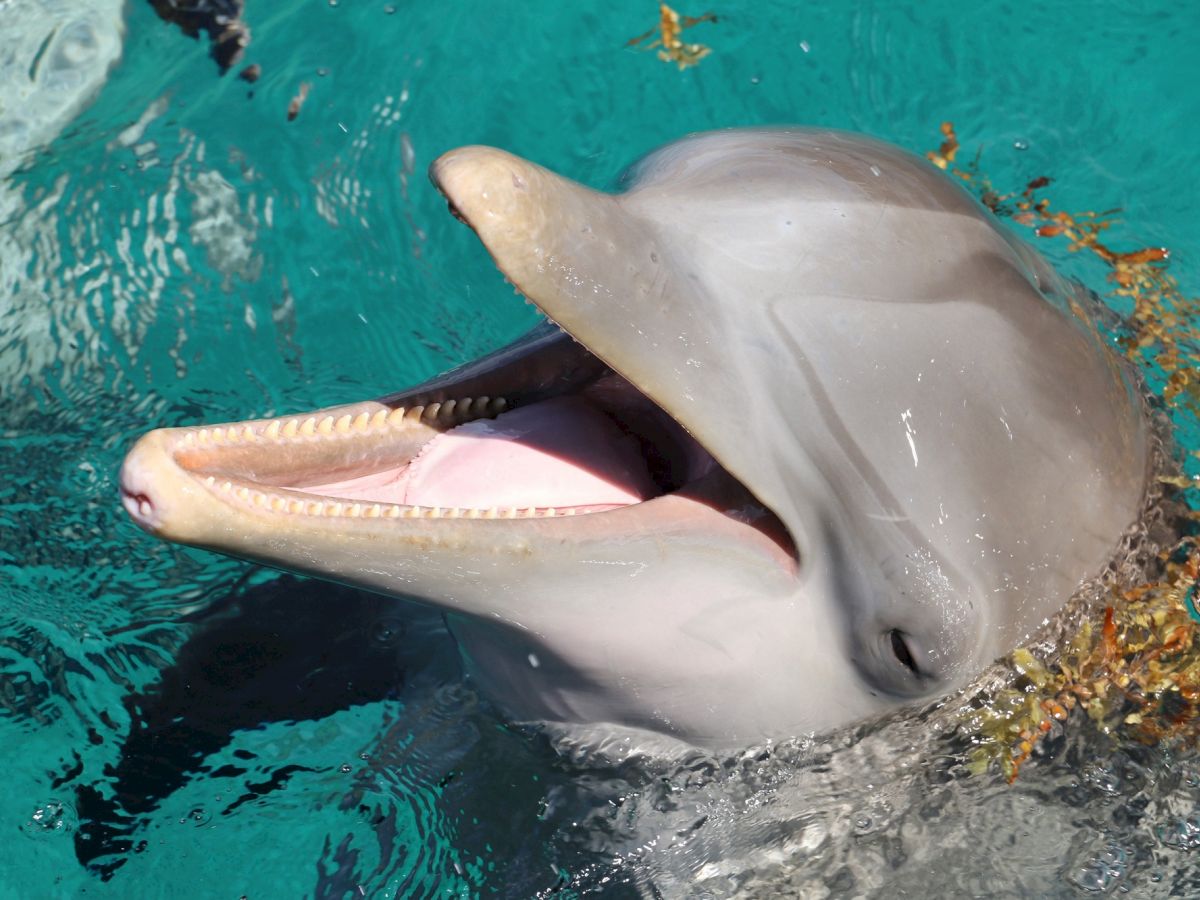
xmin=2 ymin=1 xmax=1200 ymax=896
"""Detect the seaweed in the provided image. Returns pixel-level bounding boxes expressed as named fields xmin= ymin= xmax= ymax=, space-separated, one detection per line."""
xmin=147 ymin=0 xmax=251 ymax=74
xmin=933 ymin=123 xmax=1200 ymax=781
xmin=627 ymin=4 xmax=718 ymax=70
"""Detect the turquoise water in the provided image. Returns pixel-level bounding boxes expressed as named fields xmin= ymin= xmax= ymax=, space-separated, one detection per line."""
xmin=2 ymin=1 xmax=1200 ymax=896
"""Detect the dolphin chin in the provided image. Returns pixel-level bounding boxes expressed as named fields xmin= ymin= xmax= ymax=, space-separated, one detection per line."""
xmin=120 ymin=129 xmax=1149 ymax=751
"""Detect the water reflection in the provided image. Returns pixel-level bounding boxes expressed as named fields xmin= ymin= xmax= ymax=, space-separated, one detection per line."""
xmin=3 ymin=0 xmax=1200 ymax=896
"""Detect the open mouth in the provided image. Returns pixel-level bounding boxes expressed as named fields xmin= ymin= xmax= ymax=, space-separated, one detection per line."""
xmin=119 ymin=146 xmax=796 ymax=564
xmin=121 ymin=337 xmax=730 ymax=525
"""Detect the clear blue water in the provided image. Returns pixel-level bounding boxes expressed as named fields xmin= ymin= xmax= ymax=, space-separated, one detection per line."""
xmin=2 ymin=1 xmax=1200 ymax=896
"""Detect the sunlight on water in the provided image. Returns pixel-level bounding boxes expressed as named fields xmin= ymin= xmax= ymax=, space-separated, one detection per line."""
xmin=2 ymin=0 xmax=1200 ymax=896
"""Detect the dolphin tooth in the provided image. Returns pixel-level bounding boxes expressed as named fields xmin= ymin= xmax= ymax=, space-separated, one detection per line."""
xmin=204 ymin=476 xmax=216 ymax=487
xmin=336 ymin=415 xmax=353 ymax=434
xmin=181 ymin=432 xmax=196 ymax=447
xmin=404 ymin=406 xmax=424 ymax=422
xmin=242 ymin=425 xmax=257 ymax=442
xmin=235 ymin=486 xmax=250 ymax=501
xmin=489 ymin=398 xmax=508 ymax=416
xmin=265 ymin=420 xmax=281 ymax=440
xmin=270 ymin=496 xmax=286 ymax=512
xmin=423 ymin=402 xmax=442 ymax=421
xmin=354 ymin=412 xmax=372 ymax=432
xmin=220 ymin=480 xmax=233 ymax=493
xmin=317 ymin=416 xmax=334 ymax=435
xmin=211 ymin=427 xmax=226 ymax=444
xmin=307 ymin=500 xmax=324 ymax=516
xmin=458 ymin=397 xmax=474 ymax=418
xmin=348 ymin=503 xmax=362 ymax=517
xmin=365 ymin=504 xmax=381 ymax=518
xmin=282 ymin=420 xmax=299 ymax=438
xmin=386 ymin=407 xmax=406 ymax=426
xmin=384 ymin=505 xmax=401 ymax=518
xmin=440 ymin=399 xmax=457 ymax=420
xmin=299 ymin=418 xmax=316 ymax=436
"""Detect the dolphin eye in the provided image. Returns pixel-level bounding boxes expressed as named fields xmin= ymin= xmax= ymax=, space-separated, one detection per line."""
xmin=888 ymin=629 xmax=921 ymax=676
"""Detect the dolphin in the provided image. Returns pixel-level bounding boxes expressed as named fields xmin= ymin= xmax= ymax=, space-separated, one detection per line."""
xmin=119 ymin=129 xmax=1149 ymax=752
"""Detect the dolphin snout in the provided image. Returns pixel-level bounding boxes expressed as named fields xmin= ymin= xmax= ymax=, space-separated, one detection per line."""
xmin=119 ymin=433 xmax=168 ymax=533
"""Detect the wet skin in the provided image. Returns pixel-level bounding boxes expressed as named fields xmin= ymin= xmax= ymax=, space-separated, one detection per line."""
xmin=120 ymin=130 xmax=1148 ymax=751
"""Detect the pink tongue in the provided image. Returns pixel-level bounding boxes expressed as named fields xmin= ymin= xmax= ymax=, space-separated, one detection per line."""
xmin=400 ymin=396 xmax=656 ymax=511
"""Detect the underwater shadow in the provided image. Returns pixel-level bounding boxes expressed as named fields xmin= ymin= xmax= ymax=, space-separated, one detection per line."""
xmin=72 ymin=573 xmax=457 ymax=880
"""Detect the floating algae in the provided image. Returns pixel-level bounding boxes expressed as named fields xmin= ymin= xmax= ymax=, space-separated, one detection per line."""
xmin=627 ymin=4 xmax=718 ymax=70
xmin=933 ymin=123 xmax=1200 ymax=781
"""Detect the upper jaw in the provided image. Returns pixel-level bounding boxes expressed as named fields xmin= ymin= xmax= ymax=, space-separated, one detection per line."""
xmin=428 ymin=145 xmax=798 ymax=541
xmin=119 ymin=146 xmax=800 ymax=583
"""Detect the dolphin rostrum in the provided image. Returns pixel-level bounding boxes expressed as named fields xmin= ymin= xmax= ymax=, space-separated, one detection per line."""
xmin=120 ymin=129 xmax=1149 ymax=751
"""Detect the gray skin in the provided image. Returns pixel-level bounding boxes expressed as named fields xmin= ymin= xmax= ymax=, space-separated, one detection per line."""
xmin=120 ymin=129 xmax=1148 ymax=752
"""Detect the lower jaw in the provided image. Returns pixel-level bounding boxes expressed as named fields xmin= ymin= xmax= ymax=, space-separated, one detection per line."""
xmin=172 ymin=475 xmax=631 ymax=521
xmin=120 ymin=409 xmax=798 ymax=591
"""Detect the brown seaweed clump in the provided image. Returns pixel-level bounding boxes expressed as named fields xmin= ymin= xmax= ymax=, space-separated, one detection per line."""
xmin=964 ymin=545 xmax=1200 ymax=782
xmin=931 ymin=123 xmax=1200 ymax=781
xmin=627 ymin=4 xmax=718 ymax=70
xmin=148 ymin=0 xmax=250 ymax=73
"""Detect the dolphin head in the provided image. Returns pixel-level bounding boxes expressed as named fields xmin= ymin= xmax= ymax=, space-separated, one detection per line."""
xmin=120 ymin=129 xmax=1148 ymax=750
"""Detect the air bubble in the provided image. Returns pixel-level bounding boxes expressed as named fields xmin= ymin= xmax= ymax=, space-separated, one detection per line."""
xmin=182 ymin=807 xmax=211 ymax=826
xmin=1068 ymin=843 xmax=1128 ymax=893
xmin=1157 ymin=814 xmax=1200 ymax=850
xmin=27 ymin=800 xmax=68 ymax=834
